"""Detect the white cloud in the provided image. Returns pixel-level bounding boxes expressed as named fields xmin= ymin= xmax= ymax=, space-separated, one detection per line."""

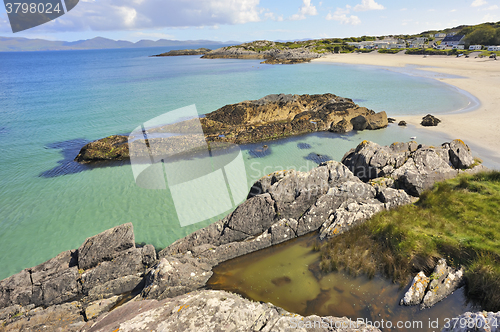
xmin=485 ymin=5 xmax=499 ymax=10
xmin=264 ymin=11 xmax=284 ymax=21
xmin=353 ymin=0 xmax=385 ymax=12
xmin=450 ymin=9 xmax=457 ymax=12
xmin=471 ymin=0 xmax=488 ymax=7
xmin=483 ymin=13 xmax=498 ymax=21
xmin=2 ymin=0 xmax=264 ymax=32
xmin=326 ymin=6 xmax=361 ymax=25
xmin=290 ymin=0 xmax=318 ymax=21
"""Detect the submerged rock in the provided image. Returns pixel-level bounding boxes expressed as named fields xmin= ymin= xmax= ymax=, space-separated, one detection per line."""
xmin=398 ymin=120 xmax=407 ymax=126
xmin=305 ymin=152 xmax=332 ymax=164
xmin=297 ymin=142 xmax=312 ymax=149
xmin=421 ymin=114 xmax=441 ymax=126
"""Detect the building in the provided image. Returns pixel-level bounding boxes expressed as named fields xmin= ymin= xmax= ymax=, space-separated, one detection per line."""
xmin=435 ymin=33 xmax=446 ymax=38
xmin=469 ymin=45 xmax=482 ymax=50
xmin=487 ymin=46 xmax=500 ymax=51
xmin=453 ymin=45 xmax=465 ymax=50
xmin=441 ymin=35 xmax=465 ymax=47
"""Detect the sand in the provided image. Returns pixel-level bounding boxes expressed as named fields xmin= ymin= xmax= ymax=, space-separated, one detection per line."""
xmin=313 ymin=53 xmax=500 ymax=160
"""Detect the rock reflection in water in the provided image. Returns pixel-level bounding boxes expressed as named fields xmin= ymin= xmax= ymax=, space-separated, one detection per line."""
xmin=207 ymin=233 xmax=475 ymax=332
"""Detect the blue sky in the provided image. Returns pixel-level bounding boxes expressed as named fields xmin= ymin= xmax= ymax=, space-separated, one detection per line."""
xmin=1 ymin=0 xmax=499 ymax=42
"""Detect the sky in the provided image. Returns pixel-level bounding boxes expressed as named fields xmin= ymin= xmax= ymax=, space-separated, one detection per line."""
xmin=1 ymin=0 xmax=499 ymax=42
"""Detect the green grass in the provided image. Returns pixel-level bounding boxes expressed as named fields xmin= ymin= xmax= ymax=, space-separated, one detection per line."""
xmin=319 ymin=171 xmax=500 ymax=310
xmin=378 ymin=49 xmax=402 ymax=54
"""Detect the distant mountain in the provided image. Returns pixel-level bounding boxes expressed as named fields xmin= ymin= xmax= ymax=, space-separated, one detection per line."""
xmin=0 ymin=36 xmax=239 ymax=52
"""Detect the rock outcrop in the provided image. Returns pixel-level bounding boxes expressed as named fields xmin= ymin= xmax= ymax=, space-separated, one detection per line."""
xmin=421 ymin=114 xmax=441 ymax=126
xmin=75 ymin=135 xmax=128 ymax=163
xmin=152 ymin=48 xmax=211 ymax=56
xmin=400 ymin=259 xmax=465 ymax=309
xmin=0 ymin=223 xmax=156 ymax=325
xmin=80 ymin=290 xmax=381 ymax=332
xmin=341 ymin=139 xmax=484 ymax=196
xmin=75 ymin=93 xmax=388 ymax=163
xmin=201 ymin=40 xmax=322 ymax=64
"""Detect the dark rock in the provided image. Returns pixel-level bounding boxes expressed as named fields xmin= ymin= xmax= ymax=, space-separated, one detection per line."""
xmin=330 ymin=118 xmax=353 ymax=133
xmin=140 ymin=244 xmax=157 ymax=268
xmin=160 ymin=193 xmax=276 ymax=257
xmin=341 ymin=140 xmax=480 ymax=197
xmin=388 ymin=117 xmax=396 ymax=123
xmin=87 ymin=275 xmax=144 ymax=301
xmin=269 ymin=218 xmax=298 ymax=245
xmin=376 ymin=187 xmax=412 ymax=209
xmin=85 ymin=296 xmax=120 ymax=321
xmin=1 ymin=301 xmax=84 ymax=332
xmin=81 ymin=248 xmax=145 ymax=295
xmin=304 ymin=152 xmax=332 ymax=164
xmin=421 ymin=114 xmax=441 ymax=126
xmin=366 ymin=111 xmax=388 ymax=130
xmin=447 ymin=139 xmax=474 ymax=169
xmin=74 ymin=135 xmax=129 ymax=163
xmin=33 ymin=266 xmax=80 ymax=307
xmin=351 ymin=115 xmax=368 ymax=130
xmin=398 ymin=120 xmax=407 ymax=126
xmin=78 ymin=223 xmax=135 ymax=270
xmin=0 ymin=270 xmax=33 ymax=308
xmin=84 ymin=289 xmax=381 ymax=332
xmin=141 ymin=256 xmax=213 ymax=300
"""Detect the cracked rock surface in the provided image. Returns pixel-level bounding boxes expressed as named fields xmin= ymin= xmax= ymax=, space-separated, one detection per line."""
xmin=81 ymin=289 xmax=381 ymax=332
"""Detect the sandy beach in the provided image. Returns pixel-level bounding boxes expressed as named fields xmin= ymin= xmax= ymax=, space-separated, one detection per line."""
xmin=314 ymin=53 xmax=500 ymax=160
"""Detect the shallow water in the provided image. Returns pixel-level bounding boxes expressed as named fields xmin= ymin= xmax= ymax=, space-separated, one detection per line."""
xmin=0 ymin=47 xmax=483 ymax=280
xmin=207 ymin=233 xmax=476 ymax=332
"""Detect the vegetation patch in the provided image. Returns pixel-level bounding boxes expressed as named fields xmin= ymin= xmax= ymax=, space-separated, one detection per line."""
xmin=318 ymin=171 xmax=500 ymax=310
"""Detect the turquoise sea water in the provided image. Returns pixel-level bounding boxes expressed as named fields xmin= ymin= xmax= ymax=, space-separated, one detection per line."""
xmin=0 ymin=47 xmax=475 ymax=280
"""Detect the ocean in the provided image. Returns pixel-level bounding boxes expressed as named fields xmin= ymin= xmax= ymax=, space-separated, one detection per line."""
xmin=0 ymin=46 xmax=475 ymax=280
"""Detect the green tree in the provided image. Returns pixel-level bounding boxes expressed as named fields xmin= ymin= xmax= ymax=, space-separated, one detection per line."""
xmin=465 ymin=25 xmax=497 ymax=45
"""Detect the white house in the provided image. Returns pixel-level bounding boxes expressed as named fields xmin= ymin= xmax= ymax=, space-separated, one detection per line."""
xmin=469 ymin=45 xmax=482 ymax=50
xmin=453 ymin=45 xmax=465 ymax=50
xmin=435 ymin=33 xmax=446 ymax=38
xmin=487 ymin=46 xmax=500 ymax=51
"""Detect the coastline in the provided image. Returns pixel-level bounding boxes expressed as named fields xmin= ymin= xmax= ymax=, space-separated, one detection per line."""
xmin=313 ymin=53 xmax=500 ymax=161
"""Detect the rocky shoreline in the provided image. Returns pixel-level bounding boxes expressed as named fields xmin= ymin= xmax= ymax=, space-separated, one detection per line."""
xmin=152 ymin=48 xmax=211 ymax=56
xmin=201 ymin=40 xmax=322 ymax=64
xmin=75 ymin=93 xmax=388 ymax=163
xmin=1 ymin=139 xmax=491 ymax=331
